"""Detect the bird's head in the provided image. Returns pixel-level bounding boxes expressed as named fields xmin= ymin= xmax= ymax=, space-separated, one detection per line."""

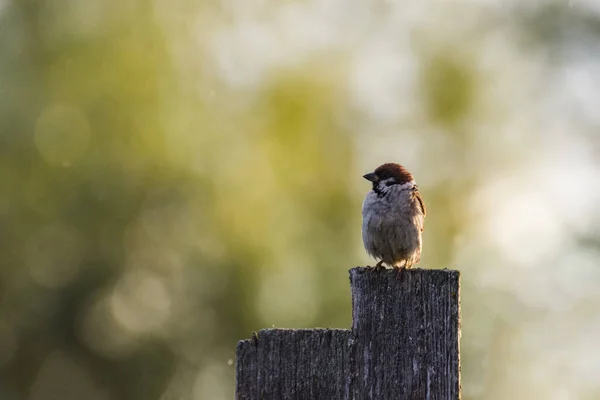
xmin=363 ymin=163 xmax=415 ymax=194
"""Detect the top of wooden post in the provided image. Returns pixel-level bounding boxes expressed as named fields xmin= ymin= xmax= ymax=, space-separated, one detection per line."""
xmin=236 ymin=267 xmax=461 ymax=399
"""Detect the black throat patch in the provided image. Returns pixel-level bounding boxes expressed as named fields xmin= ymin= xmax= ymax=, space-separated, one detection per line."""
xmin=373 ymin=182 xmax=387 ymax=197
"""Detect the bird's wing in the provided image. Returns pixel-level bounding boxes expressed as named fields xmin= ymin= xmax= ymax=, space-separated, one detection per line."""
xmin=414 ymin=190 xmax=426 ymax=231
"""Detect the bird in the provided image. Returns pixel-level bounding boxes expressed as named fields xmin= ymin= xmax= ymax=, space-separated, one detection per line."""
xmin=361 ymin=163 xmax=426 ymax=269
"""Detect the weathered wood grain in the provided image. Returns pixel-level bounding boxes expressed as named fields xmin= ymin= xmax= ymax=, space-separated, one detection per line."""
xmin=236 ymin=329 xmax=353 ymax=400
xmin=235 ymin=268 xmax=461 ymax=400
xmin=350 ymin=268 xmax=461 ymax=399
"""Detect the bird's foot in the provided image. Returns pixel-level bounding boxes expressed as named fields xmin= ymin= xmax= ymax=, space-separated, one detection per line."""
xmin=374 ymin=261 xmax=387 ymax=271
xmin=393 ymin=261 xmax=411 ymax=270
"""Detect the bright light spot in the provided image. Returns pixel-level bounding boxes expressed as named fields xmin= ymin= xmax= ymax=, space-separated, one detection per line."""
xmin=79 ymin=292 xmax=138 ymax=359
xmin=485 ymin=188 xmax=562 ymax=266
xmin=350 ymin=41 xmax=417 ymax=121
xmin=535 ymin=137 xmax=600 ymax=235
xmin=110 ymin=270 xmax=172 ymax=335
xmin=26 ymin=224 xmax=84 ymax=289
xmin=34 ymin=104 xmax=91 ymax=167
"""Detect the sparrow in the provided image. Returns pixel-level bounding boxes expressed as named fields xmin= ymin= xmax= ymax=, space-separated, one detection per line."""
xmin=361 ymin=163 xmax=426 ymax=269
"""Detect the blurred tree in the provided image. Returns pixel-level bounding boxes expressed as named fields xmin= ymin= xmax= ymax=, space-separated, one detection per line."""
xmin=0 ymin=1 xmax=358 ymax=399
xmin=3 ymin=0 xmax=600 ymax=399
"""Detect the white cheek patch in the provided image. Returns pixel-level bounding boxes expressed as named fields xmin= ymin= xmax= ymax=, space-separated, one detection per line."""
xmin=378 ymin=179 xmax=415 ymax=193
xmin=397 ymin=180 xmax=416 ymax=190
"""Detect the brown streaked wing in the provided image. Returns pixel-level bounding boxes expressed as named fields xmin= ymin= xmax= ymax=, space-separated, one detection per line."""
xmin=415 ymin=190 xmax=426 ymax=219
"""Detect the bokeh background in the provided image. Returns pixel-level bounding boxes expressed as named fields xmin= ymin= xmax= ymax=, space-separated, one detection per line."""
xmin=2 ymin=0 xmax=600 ymax=399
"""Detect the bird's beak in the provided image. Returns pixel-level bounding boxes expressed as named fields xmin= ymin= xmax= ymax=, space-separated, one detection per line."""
xmin=363 ymin=172 xmax=379 ymax=183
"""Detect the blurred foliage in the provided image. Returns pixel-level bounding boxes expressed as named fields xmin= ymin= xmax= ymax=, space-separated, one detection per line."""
xmin=1 ymin=1 xmax=357 ymax=399
xmin=421 ymin=52 xmax=475 ymax=128
xmin=2 ymin=0 xmax=600 ymax=399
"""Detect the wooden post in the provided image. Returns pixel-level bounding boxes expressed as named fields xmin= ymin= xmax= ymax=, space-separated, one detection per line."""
xmin=235 ymin=268 xmax=461 ymax=399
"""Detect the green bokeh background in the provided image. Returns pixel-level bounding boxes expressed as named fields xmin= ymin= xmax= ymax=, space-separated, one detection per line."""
xmin=2 ymin=1 xmax=600 ymax=399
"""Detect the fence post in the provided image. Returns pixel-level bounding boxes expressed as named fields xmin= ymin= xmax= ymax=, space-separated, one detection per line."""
xmin=235 ymin=267 xmax=461 ymax=399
